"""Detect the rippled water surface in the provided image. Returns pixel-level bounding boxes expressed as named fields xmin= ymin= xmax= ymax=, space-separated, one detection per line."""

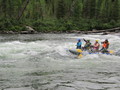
xmin=0 ymin=34 xmax=120 ymax=90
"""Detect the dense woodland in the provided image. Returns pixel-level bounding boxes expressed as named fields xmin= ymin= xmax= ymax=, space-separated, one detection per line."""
xmin=0 ymin=0 xmax=120 ymax=33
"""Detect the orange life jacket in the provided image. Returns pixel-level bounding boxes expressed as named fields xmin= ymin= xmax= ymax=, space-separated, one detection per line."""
xmin=102 ymin=42 xmax=109 ymax=48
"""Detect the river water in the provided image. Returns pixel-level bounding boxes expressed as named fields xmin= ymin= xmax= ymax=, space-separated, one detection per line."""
xmin=0 ymin=34 xmax=120 ymax=90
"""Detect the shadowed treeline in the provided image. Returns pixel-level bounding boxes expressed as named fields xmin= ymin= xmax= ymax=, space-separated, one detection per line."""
xmin=0 ymin=0 xmax=120 ymax=33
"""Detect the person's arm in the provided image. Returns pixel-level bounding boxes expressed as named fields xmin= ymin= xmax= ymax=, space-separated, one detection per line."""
xmin=83 ymin=38 xmax=87 ymax=42
xmin=106 ymin=43 xmax=109 ymax=49
xmin=76 ymin=42 xmax=78 ymax=46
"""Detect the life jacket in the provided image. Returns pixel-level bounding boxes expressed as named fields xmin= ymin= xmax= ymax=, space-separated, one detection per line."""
xmin=84 ymin=42 xmax=91 ymax=49
xmin=94 ymin=43 xmax=100 ymax=49
xmin=102 ymin=42 xmax=109 ymax=48
xmin=77 ymin=41 xmax=82 ymax=46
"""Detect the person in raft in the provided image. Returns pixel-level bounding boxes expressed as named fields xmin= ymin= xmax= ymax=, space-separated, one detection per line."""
xmin=100 ymin=39 xmax=110 ymax=53
xmin=83 ymin=39 xmax=91 ymax=51
xmin=76 ymin=39 xmax=82 ymax=49
xmin=93 ymin=40 xmax=100 ymax=52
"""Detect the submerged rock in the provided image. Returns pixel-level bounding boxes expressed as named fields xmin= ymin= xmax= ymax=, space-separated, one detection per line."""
xmin=102 ymin=32 xmax=108 ymax=35
xmin=115 ymin=49 xmax=120 ymax=56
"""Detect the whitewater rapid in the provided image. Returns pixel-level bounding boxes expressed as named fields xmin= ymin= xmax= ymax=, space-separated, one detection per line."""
xmin=0 ymin=34 xmax=120 ymax=90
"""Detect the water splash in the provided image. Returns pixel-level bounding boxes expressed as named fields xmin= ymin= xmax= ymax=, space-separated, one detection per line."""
xmin=0 ymin=34 xmax=120 ymax=90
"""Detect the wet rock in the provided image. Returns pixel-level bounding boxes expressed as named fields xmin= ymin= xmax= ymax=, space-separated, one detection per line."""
xmin=21 ymin=26 xmax=37 ymax=34
xmin=115 ymin=30 xmax=120 ymax=33
xmin=0 ymin=31 xmax=17 ymax=34
xmin=7 ymin=31 xmax=15 ymax=34
xmin=68 ymin=30 xmax=81 ymax=33
xmin=20 ymin=31 xmax=29 ymax=34
xmin=26 ymin=26 xmax=34 ymax=31
xmin=115 ymin=50 xmax=120 ymax=56
xmin=102 ymin=32 xmax=108 ymax=35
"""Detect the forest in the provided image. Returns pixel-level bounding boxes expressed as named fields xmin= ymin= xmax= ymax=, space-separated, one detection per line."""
xmin=0 ymin=0 xmax=120 ymax=33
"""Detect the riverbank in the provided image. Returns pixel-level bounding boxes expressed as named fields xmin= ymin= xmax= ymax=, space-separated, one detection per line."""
xmin=0 ymin=27 xmax=120 ymax=35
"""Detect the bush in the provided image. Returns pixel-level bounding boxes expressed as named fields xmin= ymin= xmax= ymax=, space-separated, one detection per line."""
xmin=0 ymin=17 xmax=119 ymax=33
xmin=116 ymin=20 xmax=120 ymax=27
xmin=109 ymin=20 xmax=116 ymax=26
xmin=102 ymin=23 xmax=112 ymax=29
xmin=32 ymin=19 xmax=57 ymax=32
xmin=0 ymin=18 xmax=26 ymax=31
xmin=9 ymin=26 xmax=26 ymax=31
xmin=0 ymin=18 xmax=12 ymax=30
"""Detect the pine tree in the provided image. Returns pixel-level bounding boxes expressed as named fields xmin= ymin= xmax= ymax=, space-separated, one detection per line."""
xmin=56 ymin=0 xmax=65 ymax=19
xmin=72 ymin=0 xmax=83 ymax=19
xmin=83 ymin=0 xmax=96 ymax=19
xmin=1 ymin=0 xmax=7 ymax=17
xmin=110 ymin=0 xmax=119 ymax=21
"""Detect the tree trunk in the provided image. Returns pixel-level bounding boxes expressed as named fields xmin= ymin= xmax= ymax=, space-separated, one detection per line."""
xmin=17 ymin=0 xmax=30 ymax=20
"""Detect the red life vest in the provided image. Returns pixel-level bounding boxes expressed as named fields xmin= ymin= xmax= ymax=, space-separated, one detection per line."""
xmin=102 ymin=42 xmax=109 ymax=48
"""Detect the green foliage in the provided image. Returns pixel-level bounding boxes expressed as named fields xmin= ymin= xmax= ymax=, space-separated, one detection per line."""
xmin=0 ymin=17 xmax=26 ymax=31
xmin=109 ymin=20 xmax=116 ymax=26
xmin=0 ymin=0 xmax=120 ymax=32
xmin=56 ymin=0 xmax=65 ymax=19
xmin=72 ymin=0 xmax=83 ymax=19
xmin=32 ymin=19 xmax=56 ymax=32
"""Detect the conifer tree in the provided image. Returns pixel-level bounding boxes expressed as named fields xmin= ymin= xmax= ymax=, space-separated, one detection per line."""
xmin=83 ymin=0 xmax=95 ymax=19
xmin=72 ymin=0 xmax=82 ymax=19
xmin=56 ymin=0 xmax=65 ymax=19
xmin=110 ymin=0 xmax=119 ymax=21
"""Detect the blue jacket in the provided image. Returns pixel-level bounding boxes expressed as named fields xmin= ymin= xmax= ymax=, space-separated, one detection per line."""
xmin=77 ymin=42 xmax=82 ymax=46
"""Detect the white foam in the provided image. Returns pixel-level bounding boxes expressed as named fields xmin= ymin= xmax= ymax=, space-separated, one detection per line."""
xmin=0 ymin=34 xmax=120 ymax=90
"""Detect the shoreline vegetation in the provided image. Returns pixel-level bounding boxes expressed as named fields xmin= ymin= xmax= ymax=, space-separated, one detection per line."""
xmin=0 ymin=0 xmax=120 ymax=34
xmin=0 ymin=26 xmax=120 ymax=35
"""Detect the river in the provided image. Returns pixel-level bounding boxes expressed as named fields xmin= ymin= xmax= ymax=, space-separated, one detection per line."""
xmin=0 ymin=34 xmax=120 ymax=90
